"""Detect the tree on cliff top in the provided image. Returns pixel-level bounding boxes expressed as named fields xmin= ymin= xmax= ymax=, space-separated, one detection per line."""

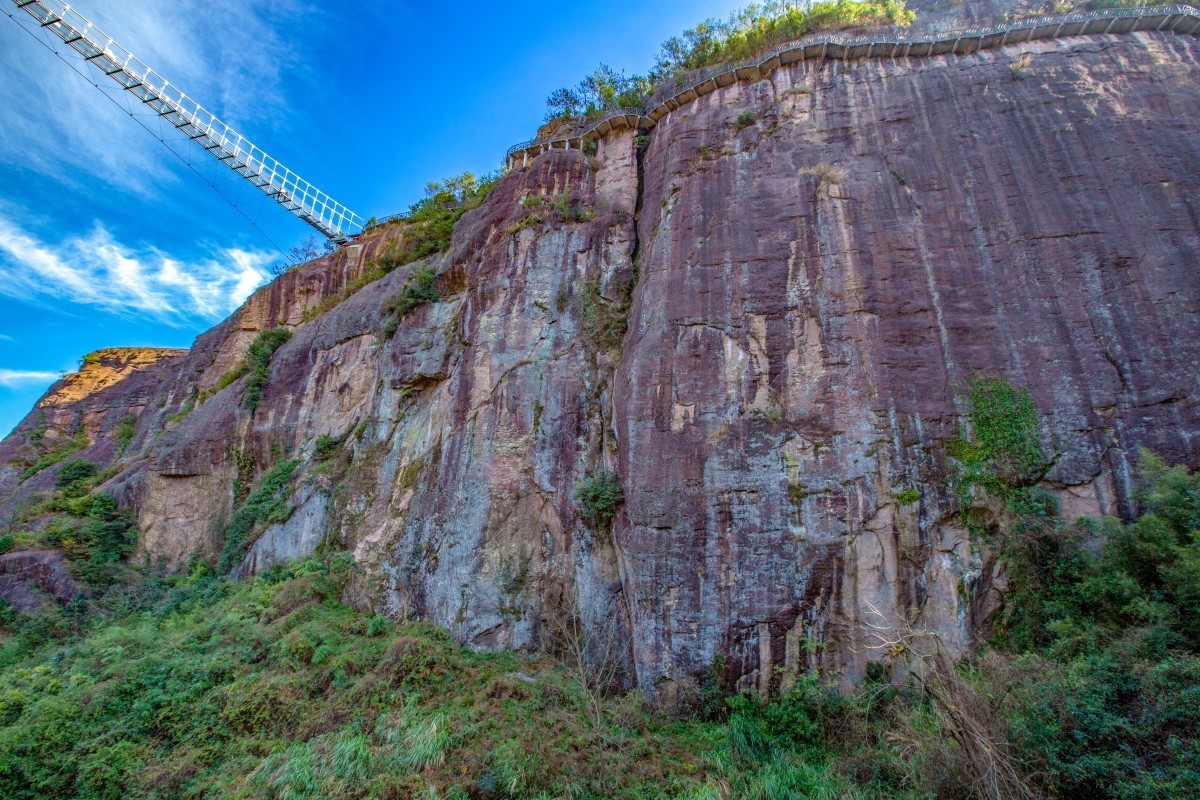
xmin=545 ymin=0 xmax=916 ymax=120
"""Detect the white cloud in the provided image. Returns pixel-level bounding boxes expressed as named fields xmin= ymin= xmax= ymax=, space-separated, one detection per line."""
xmin=0 ymin=369 xmax=60 ymax=388
xmin=0 ymin=213 xmax=273 ymax=325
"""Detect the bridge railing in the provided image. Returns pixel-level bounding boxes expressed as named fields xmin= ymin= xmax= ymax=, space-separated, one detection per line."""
xmin=10 ymin=0 xmax=365 ymax=241
xmin=506 ymin=107 xmax=646 ymax=158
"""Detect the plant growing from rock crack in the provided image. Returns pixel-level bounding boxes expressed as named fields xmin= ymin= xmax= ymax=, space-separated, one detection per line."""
xmin=386 ymin=268 xmax=441 ymax=321
xmin=947 ymin=377 xmax=1054 ymax=533
xmin=242 ymin=328 xmax=293 ymax=412
xmin=575 ymin=470 xmax=624 ymax=528
xmin=218 ymin=458 xmax=300 ymax=574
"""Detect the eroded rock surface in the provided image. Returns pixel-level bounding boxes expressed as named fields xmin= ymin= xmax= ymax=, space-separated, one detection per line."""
xmin=0 ymin=550 xmax=77 ymax=613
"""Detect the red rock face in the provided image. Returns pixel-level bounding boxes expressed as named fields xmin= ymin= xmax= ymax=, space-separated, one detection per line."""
xmin=0 ymin=28 xmax=1198 ymax=692
xmin=0 ymin=550 xmax=78 ymax=613
xmin=615 ymin=30 xmax=1200 ymax=690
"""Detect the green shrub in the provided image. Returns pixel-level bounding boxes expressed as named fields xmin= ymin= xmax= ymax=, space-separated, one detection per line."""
xmin=544 ymin=1 xmax=915 ymax=121
xmin=736 ymin=111 xmax=756 ymax=129
xmin=890 ymin=488 xmax=921 ymax=504
xmin=386 ymin=171 xmax=501 ymax=269
xmin=242 ymin=328 xmax=293 ymax=412
xmin=0 ymin=534 xmax=13 ymax=556
xmin=550 ymin=192 xmax=594 ymax=223
xmin=998 ymin=452 xmax=1200 ymax=797
xmin=947 ymin=377 xmax=1051 ymax=526
xmin=575 ymin=470 xmax=624 ymax=528
xmin=217 ymin=362 xmax=249 ymax=390
xmin=55 ymin=458 xmax=98 ymax=491
xmin=384 ymin=267 xmax=441 ymax=324
xmin=114 ymin=415 xmax=137 ymax=455
xmin=218 ymin=459 xmax=301 ymax=574
xmin=576 ymin=278 xmax=631 ymax=354
xmin=314 ymin=435 xmax=342 ymax=461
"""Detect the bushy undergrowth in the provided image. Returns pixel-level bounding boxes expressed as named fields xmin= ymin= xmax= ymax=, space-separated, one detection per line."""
xmin=575 ymin=470 xmax=624 ymax=528
xmin=0 ymin=555 xmax=931 ymax=800
xmin=5 ymin=460 xmax=134 ymax=588
xmin=386 ymin=172 xmax=500 ymax=268
xmin=242 ymin=328 xmax=293 ymax=412
xmin=18 ymin=423 xmax=89 ymax=481
xmin=0 ymin=375 xmax=1196 ymax=799
xmin=304 ymin=172 xmax=497 ymax=325
xmin=216 ymin=328 xmax=292 ymax=412
xmin=995 ymin=452 xmax=1200 ymax=799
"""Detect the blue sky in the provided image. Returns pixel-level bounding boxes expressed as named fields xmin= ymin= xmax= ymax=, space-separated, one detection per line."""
xmin=0 ymin=0 xmax=738 ymax=436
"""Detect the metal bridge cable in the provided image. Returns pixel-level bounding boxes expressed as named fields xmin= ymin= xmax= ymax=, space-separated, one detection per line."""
xmin=2 ymin=7 xmax=296 ymax=266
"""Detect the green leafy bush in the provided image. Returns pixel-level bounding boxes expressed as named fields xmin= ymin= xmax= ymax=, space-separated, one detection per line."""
xmin=114 ymin=415 xmax=136 ymax=454
xmin=947 ymin=377 xmax=1052 ymax=528
xmin=242 ymin=328 xmax=292 ymax=412
xmin=386 ymin=267 xmax=440 ymax=319
xmin=20 ymin=424 xmax=89 ymax=481
xmin=736 ymin=110 xmax=756 ymax=129
xmin=391 ymin=171 xmax=501 ymax=266
xmin=218 ymin=459 xmax=300 ymax=574
xmin=314 ymin=435 xmax=342 ymax=461
xmin=55 ymin=459 xmax=97 ymax=491
xmin=0 ymin=534 xmax=13 ymax=556
xmin=997 ymin=452 xmax=1200 ymax=798
xmin=575 ymin=470 xmax=624 ymax=528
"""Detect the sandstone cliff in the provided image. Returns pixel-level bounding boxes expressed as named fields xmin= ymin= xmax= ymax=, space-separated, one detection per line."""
xmin=2 ymin=24 xmax=1198 ymax=694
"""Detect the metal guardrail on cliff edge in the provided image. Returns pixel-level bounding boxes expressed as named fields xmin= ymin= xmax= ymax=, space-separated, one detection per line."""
xmin=504 ymin=5 xmax=1200 ymax=168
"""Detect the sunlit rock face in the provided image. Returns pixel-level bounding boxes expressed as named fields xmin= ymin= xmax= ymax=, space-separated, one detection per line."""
xmin=0 ymin=347 xmax=185 ymax=518
xmin=1 ymin=26 xmax=1198 ymax=692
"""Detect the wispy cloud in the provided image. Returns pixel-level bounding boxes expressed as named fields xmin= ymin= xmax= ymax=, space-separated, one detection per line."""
xmin=0 ymin=369 xmax=61 ymax=389
xmin=0 ymin=213 xmax=272 ymax=325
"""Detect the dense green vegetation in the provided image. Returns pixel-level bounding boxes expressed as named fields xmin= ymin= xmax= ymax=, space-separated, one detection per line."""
xmin=947 ymin=376 xmax=1054 ymax=530
xmin=378 ymin=172 xmax=501 ymax=269
xmin=0 ymin=376 xmax=1197 ymax=798
xmin=304 ymin=171 xmax=497 ymax=326
xmin=242 ymin=329 xmax=294 ymax=412
xmin=998 ymin=451 xmax=1200 ymax=799
xmin=218 ymin=329 xmax=293 ymax=412
xmin=5 ymin=459 xmax=135 ymax=588
xmin=545 ymin=0 xmax=915 ymax=119
xmin=217 ymin=459 xmax=301 ymax=575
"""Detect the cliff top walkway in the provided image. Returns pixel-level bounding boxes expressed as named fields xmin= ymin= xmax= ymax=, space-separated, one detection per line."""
xmin=505 ymin=5 xmax=1200 ymax=170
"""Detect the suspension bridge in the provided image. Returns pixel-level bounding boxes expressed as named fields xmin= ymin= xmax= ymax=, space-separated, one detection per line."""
xmin=3 ymin=0 xmax=364 ymax=244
